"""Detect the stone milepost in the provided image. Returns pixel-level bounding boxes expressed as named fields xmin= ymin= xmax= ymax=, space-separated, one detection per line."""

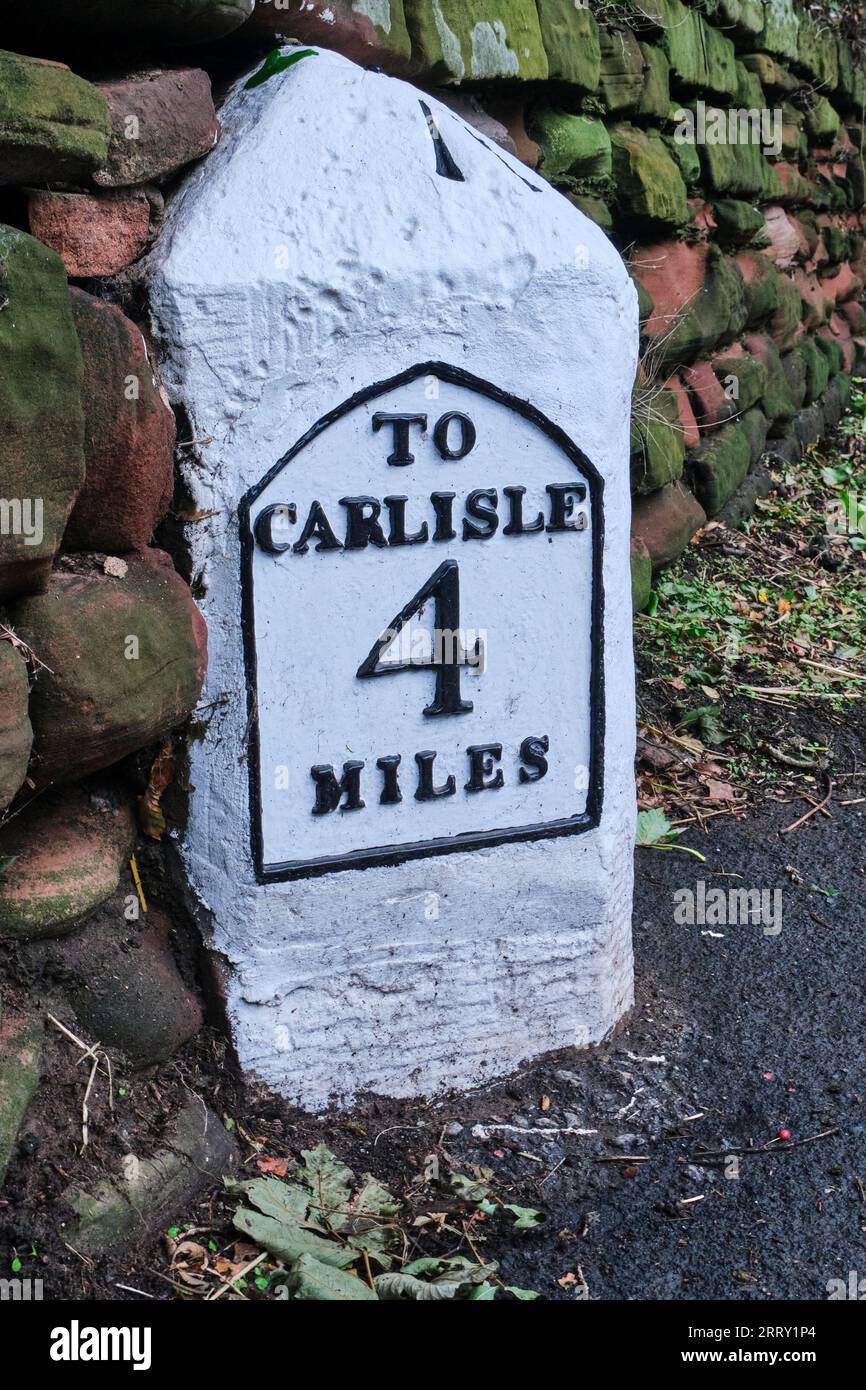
xmin=244 ymin=368 xmax=601 ymax=879
xmin=150 ymin=49 xmax=638 ymax=1107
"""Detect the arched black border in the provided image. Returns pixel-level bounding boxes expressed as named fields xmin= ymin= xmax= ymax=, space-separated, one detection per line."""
xmin=239 ymin=361 xmax=605 ymax=881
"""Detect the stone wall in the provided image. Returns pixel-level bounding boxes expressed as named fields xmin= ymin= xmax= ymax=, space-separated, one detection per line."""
xmin=0 ymin=1 xmax=861 ymax=1117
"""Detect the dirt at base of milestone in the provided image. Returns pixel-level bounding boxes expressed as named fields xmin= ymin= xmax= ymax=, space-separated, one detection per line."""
xmin=3 ymin=742 xmax=863 ymax=1299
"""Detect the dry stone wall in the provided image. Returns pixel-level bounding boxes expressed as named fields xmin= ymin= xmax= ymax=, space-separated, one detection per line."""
xmin=0 ymin=0 xmax=861 ymax=1133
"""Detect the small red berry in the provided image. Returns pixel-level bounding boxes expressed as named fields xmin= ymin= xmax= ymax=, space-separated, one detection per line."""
xmin=778 ymin=1128 xmax=791 ymax=1142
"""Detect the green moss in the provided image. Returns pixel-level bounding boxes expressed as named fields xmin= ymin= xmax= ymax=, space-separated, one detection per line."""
xmin=734 ymin=59 xmax=765 ymax=110
xmin=637 ymin=42 xmax=670 ymax=120
xmin=739 ymin=255 xmax=781 ymax=328
xmin=404 ymin=0 xmax=548 ymax=82
xmin=0 ymin=49 xmax=108 ymax=184
xmin=797 ymin=335 xmax=830 ymax=402
xmin=698 ymin=111 xmax=766 ymax=196
xmin=741 ymin=53 xmax=799 ymax=96
xmin=816 ymin=334 xmax=844 ymax=379
xmin=702 ymin=20 xmax=739 ymax=100
xmin=535 ymin=0 xmax=599 ymax=91
xmin=631 ymin=387 xmax=686 ymax=493
xmin=663 ymin=129 xmax=702 ymax=188
xmin=713 ymin=351 xmax=768 ymax=413
xmin=805 ymin=96 xmax=840 ymax=143
xmin=0 ymin=1016 xmax=42 ymax=1190
xmin=769 ymin=273 xmax=803 ymax=349
xmin=712 ymin=199 xmax=768 ymax=245
xmin=630 ymin=537 xmax=653 ymax=614
xmin=566 ymin=193 xmax=613 ymax=232
xmin=739 ymin=407 xmax=769 ymax=464
xmin=780 ymin=348 xmax=807 ymax=413
xmin=531 ymin=109 xmax=611 ymax=178
xmin=656 ymin=0 xmax=708 ymax=90
xmin=598 ymin=26 xmax=645 ymax=112
xmin=689 ymin=421 xmax=752 ymax=515
xmin=758 ymin=0 xmax=800 ymax=64
xmin=0 ymin=227 xmax=85 ymax=598
xmin=796 ymin=15 xmax=838 ymax=90
xmin=610 ymin=122 xmax=689 ymax=226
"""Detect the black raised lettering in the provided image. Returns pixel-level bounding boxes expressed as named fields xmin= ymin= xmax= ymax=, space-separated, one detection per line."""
xmin=377 ymin=754 xmax=403 ymax=804
xmin=415 ymin=750 xmax=456 ymax=801
xmin=340 ymin=496 xmax=389 ymax=550
xmin=293 ymin=500 xmax=343 ymax=555
xmin=431 ymin=491 xmax=456 ymax=541
xmin=518 ymin=735 xmax=550 ymax=783
xmin=310 ymin=761 xmax=365 ymax=814
xmin=546 ymin=483 xmax=588 ymax=533
xmin=433 ymin=412 xmax=476 ymax=460
xmin=502 ymin=486 xmax=544 ymax=536
xmin=465 ymin=743 xmax=504 ymax=793
xmin=371 ymin=412 xmax=427 ymax=465
xmin=384 ymin=496 xmax=429 ymax=547
xmin=462 ymin=488 xmax=499 ymax=541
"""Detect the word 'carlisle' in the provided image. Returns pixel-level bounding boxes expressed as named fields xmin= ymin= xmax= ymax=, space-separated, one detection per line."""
xmin=255 ymin=412 xmax=588 ymax=555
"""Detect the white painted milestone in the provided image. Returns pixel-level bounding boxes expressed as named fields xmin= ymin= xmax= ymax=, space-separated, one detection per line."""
xmin=148 ymin=47 xmax=639 ymax=1108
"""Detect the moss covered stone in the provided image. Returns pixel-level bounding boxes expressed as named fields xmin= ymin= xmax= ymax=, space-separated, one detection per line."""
xmin=796 ymin=335 xmax=830 ymax=402
xmin=0 ymin=643 xmax=31 ymax=814
xmin=739 ymin=406 xmax=770 ymax=464
xmin=816 ymin=333 xmax=844 ymax=379
xmin=566 ymin=193 xmax=613 ymax=232
xmin=610 ymin=123 xmax=689 ymax=226
xmin=62 ymin=1098 xmax=236 ymax=1256
xmin=535 ymin=0 xmax=600 ymax=91
xmin=656 ymin=0 xmax=708 ymax=91
xmin=630 ymin=536 xmax=652 ymax=614
xmin=759 ymin=0 xmax=800 ymax=64
xmin=598 ymin=26 xmax=645 ymax=112
xmin=712 ymin=199 xmax=768 ymax=246
xmin=805 ymin=97 xmax=840 ymax=143
xmin=780 ymin=348 xmax=807 ymax=412
xmin=630 ymin=387 xmax=686 ymax=493
xmin=744 ymin=334 xmax=797 ymax=430
xmin=717 ymin=0 xmax=765 ymax=41
xmin=0 ymin=50 xmax=108 ymax=185
xmin=698 ymin=113 xmax=766 ymax=197
xmin=689 ymin=421 xmax=752 ymax=515
xmin=404 ymin=0 xmax=548 ymax=82
xmin=6 ymin=551 xmax=207 ymax=790
xmin=0 ymin=226 xmax=85 ymax=600
xmin=734 ymin=60 xmax=765 ymax=111
xmin=796 ymin=15 xmax=838 ymax=90
xmin=769 ymin=272 xmax=803 ymax=350
xmin=736 ymin=251 xmax=781 ymax=327
xmin=702 ymin=20 xmax=739 ymax=100
xmin=663 ymin=129 xmax=701 ymax=188
xmin=741 ymin=53 xmax=799 ymax=96
xmin=0 ymin=1014 xmax=42 ymax=1190
xmin=637 ymin=42 xmax=670 ymax=120
xmin=639 ymin=242 xmax=747 ymax=368
xmin=0 ymin=786 xmax=133 ymax=941
xmin=712 ymin=350 xmax=768 ymax=414
xmin=531 ymin=109 xmax=611 ymax=178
